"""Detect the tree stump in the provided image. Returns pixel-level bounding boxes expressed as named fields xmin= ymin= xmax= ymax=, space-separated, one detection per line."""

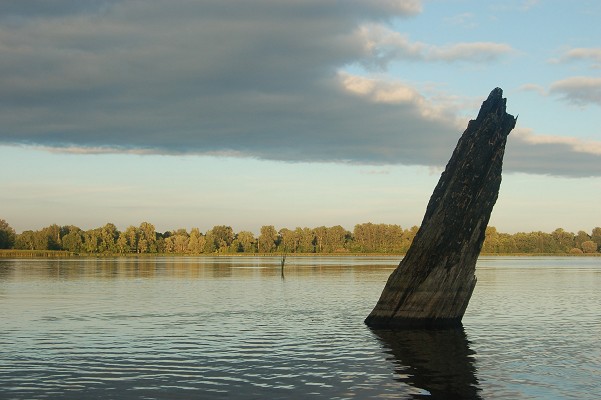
xmin=365 ymin=87 xmax=516 ymax=329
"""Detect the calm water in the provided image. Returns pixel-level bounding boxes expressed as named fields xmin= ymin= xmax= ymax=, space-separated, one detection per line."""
xmin=0 ymin=256 xmax=599 ymax=399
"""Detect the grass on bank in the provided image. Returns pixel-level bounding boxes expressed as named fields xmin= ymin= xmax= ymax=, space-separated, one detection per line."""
xmin=1 ymin=249 xmax=599 ymax=258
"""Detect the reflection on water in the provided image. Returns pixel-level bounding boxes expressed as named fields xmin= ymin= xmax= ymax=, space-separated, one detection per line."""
xmin=1 ymin=256 xmax=600 ymax=399
xmin=374 ymin=328 xmax=480 ymax=399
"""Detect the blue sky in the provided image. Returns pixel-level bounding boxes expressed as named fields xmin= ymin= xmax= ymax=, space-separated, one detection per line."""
xmin=1 ymin=0 xmax=600 ymax=235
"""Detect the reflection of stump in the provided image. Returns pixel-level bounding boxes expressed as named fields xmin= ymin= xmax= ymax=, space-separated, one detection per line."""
xmin=365 ymin=88 xmax=516 ymax=329
xmin=374 ymin=329 xmax=481 ymax=399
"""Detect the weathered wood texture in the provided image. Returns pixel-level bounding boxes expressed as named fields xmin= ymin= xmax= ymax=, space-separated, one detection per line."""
xmin=365 ymin=88 xmax=516 ymax=329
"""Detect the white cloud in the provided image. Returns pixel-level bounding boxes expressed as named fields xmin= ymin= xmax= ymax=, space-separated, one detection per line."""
xmin=513 ymin=128 xmax=601 ymax=156
xmin=357 ymin=24 xmax=513 ymax=67
xmin=558 ymin=47 xmax=601 ymax=66
xmin=428 ymin=42 xmax=513 ymax=62
xmin=519 ymin=83 xmax=547 ymax=96
xmin=549 ymin=77 xmax=601 ymax=107
xmin=338 ymin=72 xmax=460 ymax=123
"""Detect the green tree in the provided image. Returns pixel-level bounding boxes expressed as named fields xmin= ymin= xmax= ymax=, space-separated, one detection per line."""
xmin=592 ymin=227 xmax=601 ymax=248
xmin=575 ymin=230 xmax=591 ymax=250
xmin=203 ymin=230 xmax=217 ymax=253
xmin=295 ymin=227 xmax=315 ymax=253
xmin=324 ymin=225 xmax=351 ymax=253
xmin=138 ymin=222 xmax=157 ymax=253
xmin=83 ymin=228 xmax=101 ymax=253
xmin=314 ymin=226 xmax=328 ymax=253
xmin=209 ymin=225 xmax=234 ymax=253
xmin=552 ymin=228 xmax=575 ymax=253
xmin=40 ymin=224 xmax=62 ymax=250
xmin=124 ymin=225 xmax=139 ymax=253
xmin=234 ymin=231 xmax=256 ymax=253
xmin=400 ymin=226 xmax=419 ymax=253
xmin=116 ymin=232 xmax=130 ymax=253
xmin=0 ymin=219 xmax=17 ymax=249
xmin=99 ymin=223 xmax=119 ymax=253
xmin=483 ymin=226 xmax=500 ymax=253
xmin=278 ymin=228 xmax=298 ymax=253
xmin=15 ymin=231 xmax=35 ymax=250
xmin=61 ymin=226 xmax=84 ymax=252
xmin=258 ymin=225 xmax=278 ymax=253
xmin=187 ymin=228 xmax=203 ymax=254
xmin=174 ymin=232 xmax=189 ymax=253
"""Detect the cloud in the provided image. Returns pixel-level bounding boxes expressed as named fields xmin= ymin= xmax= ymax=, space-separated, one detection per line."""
xmin=428 ymin=42 xmax=513 ymax=62
xmin=506 ymin=128 xmax=601 ymax=177
xmin=555 ymin=47 xmax=601 ymax=67
xmin=520 ymin=0 xmax=540 ymax=11
xmin=491 ymin=0 xmax=540 ymax=12
xmin=0 ymin=0 xmax=598 ymax=177
xmin=0 ymin=0 xmax=464 ymax=166
xmin=357 ymin=24 xmax=513 ymax=67
xmin=513 ymin=128 xmax=601 ymax=156
xmin=519 ymin=83 xmax=546 ymax=96
xmin=444 ymin=13 xmax=477 ymax=28
xmin=549 ymin=77 xmax=601 ymax=107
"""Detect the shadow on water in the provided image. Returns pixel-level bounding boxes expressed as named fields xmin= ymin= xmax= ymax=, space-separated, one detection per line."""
xmin=373 ymin=327 xmax=481 ymax=399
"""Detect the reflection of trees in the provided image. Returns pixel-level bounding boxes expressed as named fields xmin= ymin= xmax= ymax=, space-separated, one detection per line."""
xmin=373 ymin=328 xmax=481 ymax=399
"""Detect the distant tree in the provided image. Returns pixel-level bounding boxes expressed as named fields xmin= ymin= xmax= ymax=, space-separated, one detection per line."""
xmin=209 ymin=225 xmax=234 ymax=253
xmin=314 ymin=226 xmax=328 ymax=253
xmin=234 ymin=231 xmax=256 ymax=253
xmin=575 ymin=231 xmax=591 ymax=250
xmin=296 ymin=227 xmax=315 ymax=253
xmin=138 ymin=222 xmax=157 ymax=253
xmin=116 ymin=232 xmax=130 ymax=253
xmin=352 ymin=223 xmax=403 ymax=252
xmin=581 ymin=240 xmax=598 ymax=254
xmin=483 ymin=226 xmax=500 ymax=253
xmin=15 ymin=231 xmax=33 ymax=250
xmin=138 ymin=238 xmax=148 ymax=253
xmin=99 ymin=223 xmax=119 ymax=253
xmin=278 ymin=228 xmax=297 ymax=253
xmin=552 ymin=228 xmax=575 ymax=253
xmin=258 ymin=225 xmax=278 ymax=253
xmin=324 ymin=225 xmax=351 ymax=253
xmin=400 ymin=226 xmax=419 ymax=253
xmin=497 ymin=233 xmax=517 ymax=253
xmin=382 ymin=224 xmax=404 ymax=253
xmin=0 ymin=219 xmax=17 ymax=249
xmin=40 ymin=224 xmax=62 ymax=250
xmin=124 ymin=226 xmax=139 ymax=253
xmin=17 ymin=225 xmax=63 ymax=251
xmin=203 ymin=230 xmax=217 ymax=253
xmin=156 ymin=236 xmax=166 ymax=253
xmin=61 ymin=226 xmax=84 ymax=252
xmin=353 ymin=223 xmax=374 ymax=252
xmin=591 ymin=227 xmax=601 ymax=249
xmin=187 ymin=228 xmax=203 ymax=254
xmin=83 ymin=228 xmax=101 ymax=253
xmin=173 ymin=233 xmax=189 ymax=253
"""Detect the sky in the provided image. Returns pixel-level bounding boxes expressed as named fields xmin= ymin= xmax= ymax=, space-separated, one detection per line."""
xmin=1 ymin=0 xmax=600 ymax=235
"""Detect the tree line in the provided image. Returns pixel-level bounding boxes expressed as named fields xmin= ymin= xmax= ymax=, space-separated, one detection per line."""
xmin=0 ymin=219 xmax=599 ymax=255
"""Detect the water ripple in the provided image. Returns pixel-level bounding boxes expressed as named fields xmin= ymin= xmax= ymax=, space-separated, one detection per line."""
xmin=1 ymin=256 xmax=600 ymax=399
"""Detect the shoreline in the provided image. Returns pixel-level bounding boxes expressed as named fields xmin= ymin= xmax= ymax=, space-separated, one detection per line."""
xmin=1 ymin=249 xmax=599 ymax=259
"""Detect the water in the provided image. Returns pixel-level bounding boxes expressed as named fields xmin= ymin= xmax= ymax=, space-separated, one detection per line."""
xmin=0 ymin=256 xmax=599 ymax=399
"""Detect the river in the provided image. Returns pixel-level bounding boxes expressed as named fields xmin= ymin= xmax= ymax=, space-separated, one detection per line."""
xmin=1 ymin=256 xmax=599 ymax=399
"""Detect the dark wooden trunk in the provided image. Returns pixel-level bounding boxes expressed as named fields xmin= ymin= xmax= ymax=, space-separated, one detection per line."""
xmin=365 ymin=88 xmax=516 ymax=329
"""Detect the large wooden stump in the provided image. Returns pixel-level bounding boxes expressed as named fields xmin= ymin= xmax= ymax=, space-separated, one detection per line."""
xmin=365 ymin=88 xmax=516 ymax=329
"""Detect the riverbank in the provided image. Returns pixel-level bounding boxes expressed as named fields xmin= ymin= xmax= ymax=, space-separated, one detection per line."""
xmin=1 ymin=249 xmax=599 ymax=258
